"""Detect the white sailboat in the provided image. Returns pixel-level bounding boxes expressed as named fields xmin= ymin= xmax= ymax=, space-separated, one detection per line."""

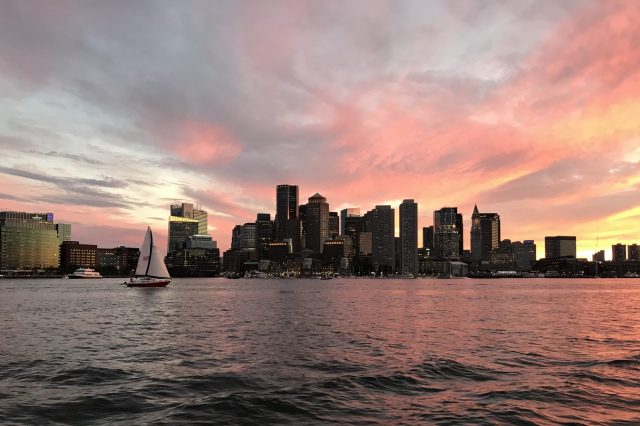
xmin=125 ymin=226 xmax=171 ymax=288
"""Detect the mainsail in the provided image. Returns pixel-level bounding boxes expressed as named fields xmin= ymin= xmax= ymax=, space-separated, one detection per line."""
xmin=134 ymin=227 xmax=170 ymax=278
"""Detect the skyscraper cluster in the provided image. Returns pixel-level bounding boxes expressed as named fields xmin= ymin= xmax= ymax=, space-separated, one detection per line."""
xmin=223 ymin=185 xmax=546 ymax=277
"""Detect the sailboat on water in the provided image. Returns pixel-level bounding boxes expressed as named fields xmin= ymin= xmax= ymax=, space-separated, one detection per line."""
xmin=125 ymin=226 xmax=171 ymax=288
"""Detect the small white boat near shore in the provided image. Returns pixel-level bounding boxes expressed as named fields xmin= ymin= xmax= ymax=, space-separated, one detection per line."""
xmin=68 ymin=268 xmax=103 ymax=279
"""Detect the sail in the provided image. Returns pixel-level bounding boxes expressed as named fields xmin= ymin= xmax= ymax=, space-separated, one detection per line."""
xmin=147 ymin=238 xmax=170 ymax=278
xmin=135 ymin=227 xmax=152 ymax=276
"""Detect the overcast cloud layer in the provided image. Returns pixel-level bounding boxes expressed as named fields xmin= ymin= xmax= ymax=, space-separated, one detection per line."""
xmin=1 ymin=0 xmax=639 ymax=259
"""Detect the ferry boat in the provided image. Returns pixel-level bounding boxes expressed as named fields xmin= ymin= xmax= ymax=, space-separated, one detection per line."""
xmin=68 ymin=268 xmax=103 ymax=279
xmin=125 ymin=226 xmax=171 ymax=288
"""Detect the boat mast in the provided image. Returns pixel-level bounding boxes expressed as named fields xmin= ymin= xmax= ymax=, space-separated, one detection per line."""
xmin=145 ymin=227 xmax=153 ymax=277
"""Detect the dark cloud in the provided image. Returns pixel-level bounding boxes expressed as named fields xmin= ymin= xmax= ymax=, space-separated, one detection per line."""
xmin=28 ymin=150 xmax=104 ymax=165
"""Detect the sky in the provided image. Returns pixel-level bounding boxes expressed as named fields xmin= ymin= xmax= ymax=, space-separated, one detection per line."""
xmin=1 ymin=0 xmax=639 ymax=260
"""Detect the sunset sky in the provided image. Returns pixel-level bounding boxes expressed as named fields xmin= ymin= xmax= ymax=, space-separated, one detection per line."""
xmin=1 ymin=0 xmax=639 ymax=259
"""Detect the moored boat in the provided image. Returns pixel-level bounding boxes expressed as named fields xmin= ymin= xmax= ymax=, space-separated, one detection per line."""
xmin=125 ymin=226 xmax=171 ymax=288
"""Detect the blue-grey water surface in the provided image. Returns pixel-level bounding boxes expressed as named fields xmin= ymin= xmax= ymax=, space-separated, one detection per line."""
xmin=1 ymin=278 xmax=640 ymax=424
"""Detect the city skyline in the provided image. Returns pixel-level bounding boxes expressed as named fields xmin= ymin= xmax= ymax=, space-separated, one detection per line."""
xmin=1 ymin=1 xmax=639 ymax=259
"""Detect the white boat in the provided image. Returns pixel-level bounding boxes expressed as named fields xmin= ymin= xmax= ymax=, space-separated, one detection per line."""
xmin=68 ymin=268 xmax=102 ymax=279
xmin=125 ymin=226 xmax=171 ymax=288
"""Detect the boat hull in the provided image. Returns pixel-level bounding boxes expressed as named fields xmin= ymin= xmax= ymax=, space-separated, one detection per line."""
xmin=68 ymin=276 xmax=103 ymax=279
xmin=126 ymin=279 xmax=171 ymax=288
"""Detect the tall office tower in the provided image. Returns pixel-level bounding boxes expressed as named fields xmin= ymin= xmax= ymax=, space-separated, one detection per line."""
xmin=344 ymin=215 xmax=365 ymax=256
xmin=0 ymin=211 xmax=59 ymax=271
xmin=544 ymin=236 xmax=576 ymax=258
xmin=470 ymin=205 xmax=501 ymax=265
xmin=629 ymin=244 xmax=639 ymax=261
xmin=171 ymin=202 xmax=194 ymax=219
xmin=340 ymin=208 xmax=361 ymax=235
xmin=422 ymin=226 xmax=434 ymax=250
xmin=55 ymin=223 xmax=72 ymax=246
xmin=329 ymin=212 xmax=339 ymax=239
xmin=231 ymin=225 xmax=243 ymax=249
xmin=275 ymin=184 xmax=299 ymax=240
xmin=256 ymin=213 xmax=276 ymax=259
xmin=399 ymin=199 xmax=418 ymax=275
xmin=193 ymin=209 xmax=208 ymax=235
xmin=168 ymin=216 xmax=199 ymax=255
xmin=612 ymin=244 xmax=627 ymax=262
xmin=523 ymin=240 xmax=537 ymax=264
xmin=372 ymin=205 xmax=395 ymax=274
xmin=433 ymin=207 xmax=461 ymax=259
xmin=240 ymin=223 xmax=257 ymax=250
xmin=305 ymin=193 xmax=329 ymax=253
xmin=593 ymin=250 xmax=605 ymax=262
xmin=456 ymin=213 xmax=464 ymax=254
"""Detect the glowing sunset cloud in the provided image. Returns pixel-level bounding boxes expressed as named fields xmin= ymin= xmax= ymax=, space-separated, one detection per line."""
xmin=0 ymin=0 xmax=638 ymax=259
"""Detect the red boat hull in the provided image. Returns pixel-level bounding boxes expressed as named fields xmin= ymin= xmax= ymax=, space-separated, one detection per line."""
xmin=126 ymin=280 xmax=171 ymax=288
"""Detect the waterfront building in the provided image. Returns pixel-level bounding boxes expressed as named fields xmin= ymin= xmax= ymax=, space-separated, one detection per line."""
xmin=371 ymin=205 xmax=395 ymax=274
xmin=305 ymin=193 xmax=329 ymax=253
xmin=629 ymin=244 xmax=639 ymax=261
xmin=0 ymin=211 xmax=59 ymax=272
xmin=167 ymin=247 xmax=220 ymax=277
xmin=340 ymin=208 xmax=360 ymax=235
xmin=433 ymin=207 xmax=461 ymax=259
xmin=399 ymin=199 xmax=418 ymax=276
xmin=329 ymin=212 xmax=339 ymax=239
xmin=422 ymin=226 xmax=434 ymax=251
xmin=489 ymin=240 xmax=536 ymax=271
xmin=223 ymin=249 xmax=250 ymax=274
xmin=612 ymin=243 xmax=627 ymax=262
xmin=470 ymin=205 xmax=500 ymax=265
xmin=592 ymin=250 xmax=605 ymax=263
xmin=544 ymin=236 xmax=576 ymax=258
xmin=323 ymin=238 xmax=345 ymax=273
xmin=276 ymin=184 xmax=299 ymax=241
xmin=60 ymin=241 xmax=97 ymax=273
xmin=96 ymin=246 xmax=139 ymax=275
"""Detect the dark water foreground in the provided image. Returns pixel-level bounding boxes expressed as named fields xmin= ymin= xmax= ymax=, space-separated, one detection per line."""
xmin=1 ymin=278 xmax=640 ymax=425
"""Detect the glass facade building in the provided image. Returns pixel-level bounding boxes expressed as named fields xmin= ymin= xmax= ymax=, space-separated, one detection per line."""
xmin=0 ymin=211 xmax=60 ymax=271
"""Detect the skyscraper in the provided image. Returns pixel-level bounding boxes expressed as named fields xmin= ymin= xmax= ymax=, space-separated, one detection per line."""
xmin=256 ymin=213 xmax=276 ymax=259
xmin=344 ymin=214 xmax=365 ymax=256
xmin=544 ymin=236 xmax=576 ymax=258
xmin=629 ymin=244 xmax=639 ymax=261
xmin=593 ymin=250 xmax=605 ymax=262
xmin=329 ymin=212 xmax=339 ymax=238
xmin=612 ymin=244 xmax=627 ymax=262
xmin=340 ymin=208 xmax=360 ymax=235
xmin=433 ymin=207 xmax=461 ymax=259
xmin=168 ymin=216 xmax=199 ymax=255
xmin=470 ymin=205 xmax=500 ymax=265
xmin=305 ymin=193 xmax=329 ymax=253
xmin=422 ymin=226 xmax=434 ymax=250
xmin=276 ymin=184 xmax=298 ymax=240
xmin=171 ymin=202 xmax=194 ymax=219
xmin=399 ymin=199 xmax=418 ymax=276
xmin=171 ymin=202 xmax=208 ymax=235
xmin=193 ymin=209 xmax=208 ymax=235
xmin=0 ymin=211 xmax=59 ymax=272
xmin=372 ymin=205 xmax=395 ymax=274
xmin=55 ymin=223 xmax=72 ymax=246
